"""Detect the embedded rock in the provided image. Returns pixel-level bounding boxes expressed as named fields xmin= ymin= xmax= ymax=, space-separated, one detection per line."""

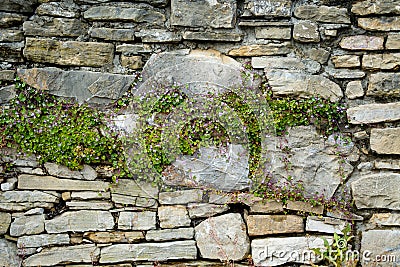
xmin=369 ymin=213 xmax=400 ymax=226
xmin=146 ymin=228 xmax=194 ymax=241
xmin=44 ymin=163 xmax=97 ymax=180
xmin=118 ymin=211 xmax=156 ymax=230
xmin=0 ymin=85 xmax=16 ymax=104
xmin=294 ymin=5 xmax=350 ymax=24
xmin=347 ymin=103 xmax=400 ymax=124
xmin=0 ymin=12 xmax=26 ymax=27
xmin=228 ymin=43 xmax=291 ymax=56
xmin=159 ymin=189 xmax=203 ymax=205
xmin=110 ymin=179 xmax=159 ymax=199
xmin=252 ymin=56 xmax=321 ymax=74
xmin=0 ymin=190 xmax=59 ymax=204
xmin=158 ymin=205 xmax=191 ymax=228
xmin=0 ymin=212 xmax=11 ymax=234
xmin=0 ymin=239 xmax=19 ymax=267
xmin=352 ymin=0 xmax=400 ymax=15
xmin=183 ymin=31 xmax=242 ymax=42
xmin=293 ymin=20 xmax=320 ymax=43
xmin=10 ymin=215 xmax=45 ymax=237
xmin=370 ymin=128 xmax=400 ymax=154
xmin=243 ymin=0 xmax=291 ymax=17
xmin=18 ymin=175 xmax=109 ymax=191
xmin=352 ymin=172 xmax=400 ymax=210
xmin=17 ymin=234 xmax=70 ymax=248
xmin=90 ymin=28 xmax=135 ymax=41
xmin=358 ymin=17 xmax=400 ymax=31
xmin=84 ymin=231 xmax=144 ymax=243
xmin=361 ymin=230 xmax=400 ymax=266
xmin=23 ymin=17 xmax=87 ymax=37
xmin=332 ymin=55 xmax=360 ymax=68
xmin=345 ymin=81 xmax=364 ymax=99
xmin=36 ymin=2 xmax=79 ymax=18
xmin=0 ymin=0 xmax=37 ymax=13
xmin=66 ymin=201 xmax=113 ymax=210
xmin=137 ymin=29 xmax=182 ymax=43
xmin=195 ymin=213 xmax=250 ymax=261
xmin=387 ymin=33 xmax=400 ymax=49
xmin=0 ymin=42 xmax=24 ymax=63
xmin=0 ymin=29 xmax=23 ymax=42
xmin=367 ymin=72 xmax=400 ymax=97
xmin=187 ymin=203 xmax=229 ymax=218
xmin=255 ymin=27 xmax=291 ymax=40
xmin=18 ymin=68 xmax=134 ymax=104
xmin=71 ymin=191 xmax=110 ymax=200
xmin=247 ymin=215 xmax=303 ymax=236
xmin=306 ymin=216 xmax=346 ymax=234
xmin=340 ymin=35 xmax=384 ymax=50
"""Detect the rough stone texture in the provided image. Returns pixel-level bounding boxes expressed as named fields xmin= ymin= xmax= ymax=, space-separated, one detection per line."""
xmin=0 ymin=177 xmax=17 ymax=191
xmin=120 ymin=55 xmax=143 ymax=69
xmin=325 ymin=67 xmax=366 ymax=79
xmin=374 ymin=159 xmax=400 ymax=170
xmin=332 ymin=55 xmax=360 ymax=68
xmin=110 ymin=179 xmax=159 ymax=199
xmin=18 ymin=68 xmax=134 ymax=104
xmin=267 ymin=70 xmax=342 ymax=101
xmin=346 ymin=81 xmax=364 ymax=99
xmin=369 ymin=213 xmax=400 ymax=226
xmin=44 ymin=163 xmax=97 ymax=180
xmin=249 ymin=199 xmax=284 ymax=213
xmin=0 ymin=0 xmax=37 ymax=13
xmin=0 ymin=12 xmax=26 ymax=27
xmin=45 ymin=210 xmax=114 ymax=233
xmin=0 ymin=212 xmax=11 ymax=234
xmin=252 ymin=236 xmax=329 ymax=266
xmin=252 ymin=56 xmax=321 ymax=74
xmin=17 ymin=234 xmax=70 ymax=248
xmin=285 ymin=201 xmax=324 ymax=214
xmin=0 ymin=70 xmax=15 ymax=81
xmin=187 ymin=203 xmax=229 ymax=218
xmin=306 ymin=216 xmax=346 ymax=234
xmin=362 ymin=53 xmax=400 ymax=70
xmin=243 ymin=0 xmax=291 ymax=17
xmin=118 ymin=211 xmax=156 ymax=230
xmin=137 ymin=29 xmax=182 ymax=43
xmin=228 ymin=43 xmax=291 ymax=56
xmin=0 ymin=85 xmax=16 ymax=104
xmin=159 ymin=205 xmax=191 ymax=228
xmin=0 ymin=239 xmax=19 ymax=267
xmin=66 ymin=201 xmax=113 ymax=210
xmin=386 ymin=33 xmax=400 ymax=49
xmin=0 ymin=42 xmax=24 ymax=63
xmin=36 ymin=2 xmax=79 ymax=18
xmin=293 ymin=20 xmax=320 ymax=42
xmin=352 ymin=0 xmax=400 ymax=15
xmin=0 ymin=29 xmax=23 ymax=42
xmin=116 ymin=44 xmax=152 ymax=55
xmin=183 ymin=31 xmax=242 ymax=42
xmin=352 ymin=172 xmax=400 ymax=210
xmin=90 ymin=28 xmax=135 ymax=41
xmin=361 ymin=230 xmax=400 ymax=266
xmin=255 ymin=27 xmax=291 ymax=40
xmin=171 ymin=0 xmax=236 ymax=28
xmin=146 ymin=228 xmax=194 ymax=241
xmin=247 ymin=215 xmax=303 ymax=236
xmin=195 ymin=213 xmax=250 ymax=261
xmin=294 ymin=5 xmax=350 ymax=24
xmin=367 ymin=72 xmax=400 ymax=97
xmin=23 ymin=38 xmax=114 ymax=67
xmin=358 ymin=17 xmax=400 ymax=31
xmin=83 ymin=231 xmax=144 ymax=243
xmin=10 ymin=215 xmax=45 ymax=237
xmin=0 ymin=190 xmax=59 ymax=204
xmin=370 ymin=128 xmax=400 ymax=154
xmin=84 ymin=3 xmax=165 ymax=25
xmin=99 ymin=241 xmax=197 ymax=263
xmin=71 ymin=191 xmax=110 ymax=200
xmin=347 ymin=103 xmax=400 ymax=124
xmin=23 ymin=18 xmax=87 ymax=37
xmin=340 ymin=35 xmax=384 ymax=50
xmin=159 ymin=189 xmax=203 ymax=205
xmin=23 ymin=244 xmax=100 ymax=267
xmin=18 ymin=174 xmax=109 ymax=191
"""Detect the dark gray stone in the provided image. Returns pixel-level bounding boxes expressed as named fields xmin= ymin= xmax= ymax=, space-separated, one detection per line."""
xmin=0 ymin=12 xmax=26 ymax=27
xmin=23 ymin=17 xmax=87 ymax=37
xmin=183 ymin=31 xmax=242 ymax=42
xmin=367 ymin=72 xmax=400 ymax=97
xmin=90 ymin=28 xmax=135 ymax=41
xmin=0 ymin=42 xmax=24 ymax=63
xmin=0 ymin=85 xmax=16 ymax=104
xmin=0 ymin=30 xmax=23 ymax=42
xmin=116 ymin=44 xmax=152 ymax=55
xmin=0 ymin=0 xmax=37 ymax=13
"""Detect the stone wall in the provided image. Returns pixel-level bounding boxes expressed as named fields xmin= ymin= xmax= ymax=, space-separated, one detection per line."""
xmin=1 ymin=0 xmax=400 ymax=266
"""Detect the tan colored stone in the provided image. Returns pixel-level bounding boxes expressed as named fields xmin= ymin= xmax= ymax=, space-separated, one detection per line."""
xmin=345 ymin=80 xmax=364 ymax=99
xmin=24 ymin=38 xmax=114 ymax=67
xmin=285 ymin=200 xmax=324 ymax=214
xmin=0 ymin=212 xmax=11 ymax=234
xmin=352 ymin=0 xmax=400 ymax=15
xmin=246 ymin=215 xmax=303 ymax=236
xmin=0 ymin=12 xmax=26 ymax=27
xmin=294 ymin=5 xmax=350 ymax=23
xmin=369 ymin=213 xmax=400 ymax=226
xmin=386 ymin=33 xmax=400 ymax=50
xmin=83 ymin=231 xmax=144 ymax=243
xmin=228 ymin=43 xmax=291 ymax=56
xmin=374 ymin=159 xmax=400 ymax=170
xmin=358 ymin=17 xmax=400 ymax=31
xmin=340 ymin=35 xmax=384 ymax=50
xmin=362 ymin=53 xmax=400 ymax=70
xmin=293 ymin=20 xmax=320 ymax=42
xmin=331 ymin=55 xmax=360 ymax=68
xmin=23 ymin=18 xmax=87 ymax=37
xmin=255 ymin=27 xmax=291 ymax=40
xmin=249 ymin=199 xmax=284 ymax=213
xmin=370 ymin=128 xmax=400 ymax=154
xmin=347 ymin=103 xmax=400 ymax=124
xmin=120 ymin=55 xmax=143 ymax=69
xmin=158 ymin=205 xmax=191 ymax=229
xmin=62 ymin=192 xmax=71 ymax=201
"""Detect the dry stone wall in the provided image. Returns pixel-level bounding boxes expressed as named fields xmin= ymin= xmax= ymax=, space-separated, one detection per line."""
xmin=1 ymin=0 xmax=400 ymax=266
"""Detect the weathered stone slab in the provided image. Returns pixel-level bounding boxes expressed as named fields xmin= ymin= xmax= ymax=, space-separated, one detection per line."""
xmin=18 ymin=68 xmax=134 ymax=104
xmin=367 ymin=72 xmax=400 ymax=97
xmin=243 ymin=0 xmax=291 ymax=17
xmin=45 ymin=210 xmax=114 ymax=233
xmin=111 ymin=194 xmax=137 ymax=205
xmin=252 ymin=56 xmax=321 ymax=74
xmin=171 ymin=0 xmax=236 ymax=28
xmin=36 ymin=2 xmax=79 ymax=18
xmin=187 ymin=203 xmax=229 ymax=218
xmin=23 ymin=38 xmax=114 ymax=67
xmin=146 ymin=228 xmax=194 ymax=241
xmin=352 ymin=172 xmax=400 ymax=210
xmin=0 ymin=70 xmax=15 ymax=81
xmin=285 ymin=200 xmax=324 ymax=214
xmin=0 ymin=0 xmax=37 ymax=13
xmin=247 ymin=215 xmax=303 ymax=236
xmin=345 ymin=81 xmax=364 ymax=99
xmin=17 ymin=234 xmax=69 ymax=248
xmin=306 ymin=216 xmax=346 ymax=234
xmin=0 ymin=29 xmax=23 ymax=42
xmin=100 ymin=241 xmax=197 ymax=263
xmin=137 ymin=29 xmax=182 ymax=43
xmin=66 ymin=201 xmax=113 ymax=210
xmin=352 ymin=0 xmax=400 ymax=15
xmin=358 ymin=17 xmax=400 ymax=31
xmin=0 ymin=13 xmax=25 ymax=29
xmin=116 ymin=44 xmax=152 ymax=55
xmin=369 ymin=213 xmax=400 ymax=226
xmin=44 ymin=163 xmax=97 ymax=180
xmin=332 ymin=55 xmax=360 ymax=68
xmin=0 ymin=42 xmax=24 ymax=62
xmin=120 ymin=55 xmax=143 ymax=70
xmin=118 ymin=211 xmax=156 ymax=230
xmin=0 ymin=239 xmax=19 ymax=267
xmin=228 ymin=43 xmax=291 ymax=56
xmin=255 ymin=27 xmax=291 ymax=40
xmin=374 ymin=159 xmax=400 ymax=170
xmin=303 ymin=47 xmax=330 ymax=64
xmin=10 ymin=215 xmax=45 ymax=237
xmin=159 ymin=205 xmax=191 ymax=229
xmin=267 ymin=70 xmax=342 ymax=101
xmin=0 ymin=190 xmax=59 ymax=203
xmin=340 ymin=35 xmax=384 ymax=50
xmin=0 ymin=85 xmax=16 ymax=104
xmin=83 ymin=231 xmax=144 ymax=243
xmin=159 ymin=189 xmax=203 ymax=205
xmin=252 ymin=236 xmax=330 ymax=266
xmin=363 ymin=53 xmax=400 ymax=70
xmin=249 ymin=199 xmax=284 ymax=213
xmin=71 ymin=191 xmax=110 ymax=200
xmin=195 ymin=213 xmax=249 ymax=261
xmin=111 ymin=179 xmax=159 ymax=199
xmin=294 ymin=5 xmax=350 ymax=23
xmin=347 ymin=103 xmax=400 ymax=124
xmin=325 ymin=67 xmax=366 ymax=79
xmin=0 ymin=212 xmax=11 ymax=234
xmin=90 ymin=28 xmax=135 ymax=41
xmin=370 ymin=128 xmax=400 ymax=154
xmin=84 ymin=3 xmax=165 ymax=25
xmin=18 ymin=174 xmax=109 ymax=191
xmin=293 ymin=20 xmax=320 ymax=43
xmin=183 ymin=31 xmax=242 ymax=42
xmin=361 ymin=230 xmax=400 ymax=266
xmin=23 ymin=18 xmax=87 ymax=37
xmin=387 ymin=33 xmax=400 ymax=49
xmin=23 ymin=244 xmax=100 ymax=267
xmin=0 ymin=202 xmax=54 ymax=212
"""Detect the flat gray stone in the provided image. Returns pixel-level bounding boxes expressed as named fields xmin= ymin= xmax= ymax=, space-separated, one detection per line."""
xmin=252 ymin=56 xmax=320 ymax=74
xmin=10 ymin=215 xmax=45 ymax=237
xmin=367 ymin=72 xmax=400 ymax=97
xmin=361 ymin=230 xmax=400 ymax=266
xmin=171 ymin=0 xmax=236 ymax=28
xmin=110 ymin=179 xmax=159 ymax=199
xmin=0 ymin=85 xmax=16 ymax=104
xmin=36 ymin=2 xmax=79 ymax=18
xmin=17 ymin=234 xmax=70 ymax=248
xmin=23 ymin=17 xmax=87 ymax=37
xmin=0 ymin=0 xmax=37 ymax=12
xmin=23 ymin=244 xmax=100 ymax=267
xmin=146 ymin=228 xmax=194 ymax=241
xmin=247 ymin=215 xmax=303 ymax=236
xmin=369 ymin=213 xmax=400 ymax=226
xmin=90 ymin=28 xmax=135 ymax=41
xmin=0 ymin=239 xmax=19 ymax=267
xmin=159 ymin=189 xmax=203 ymax=205
xmin=0 ymin=212 xmax=11 ymax=234
xmin=71 ymin=191 xmax=110 ymax=200
xmin=352 ymin=0 xmax=400 ymax=15
xmin=137 ymin=29 xmax=182 ymax=43
xmin=363 ymin=53 xmax=400 ymax=70
xmin=374 ymin=159 xmax=400 ymax=170
xmin=158 ymin=205 xmax=191 ymax=229
xmin=195 ymin=213 xmax=250 ymax=261
xmin=243 ymin=0 xmax=291 ymax=17
xmin=325 ymin=67 xmax=366 ymax=79
xmin=0 ymin=29 xmax=23 ymax=42
xmin=340 ymin=35 xmax=384 ymax=50
xmin=99 ymin=241 xmax=197 ymax=263
xmin=306 ymin=216 xmax=346 ymax=234
xmin=345 ymin=81 xmax=364 ymax=99
xmin=45 ymin=210 xmax=114 ymax=233
xmin=293 ymin=20 xmax=320 ymax=43
xmin=44 ymin=163 xmax=97 ymax=180
xmin=0 ymin=190 xmax=59 ymax=203
xmin=116 ymin=44 xmax=152 ymax=55
xmin=66 ymin=201 xmax=113 ymax=210
xmin=255 ymin=27 xmax=291 ymax=40
xmin=183 ymin=31 xmax=242 ymax=42
xmin=352 ymin=172 xmax=400 ymax=210
xmin=118 ymin=211 xmax=156 ymax=230
xmin=347 ymin=102 xmax=400 ymax=124
xmin=294 ymin=5 xmax=350 ymax=23
xmin=187 ymin=203 xmax=229 ymax=218
xmin=18 ymin=68 xmax=133 ymax=104
xmin=83 ymin=231 xmax=144 ymax=243
xmin=370 ymin=128 xmax=400 ymax=154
